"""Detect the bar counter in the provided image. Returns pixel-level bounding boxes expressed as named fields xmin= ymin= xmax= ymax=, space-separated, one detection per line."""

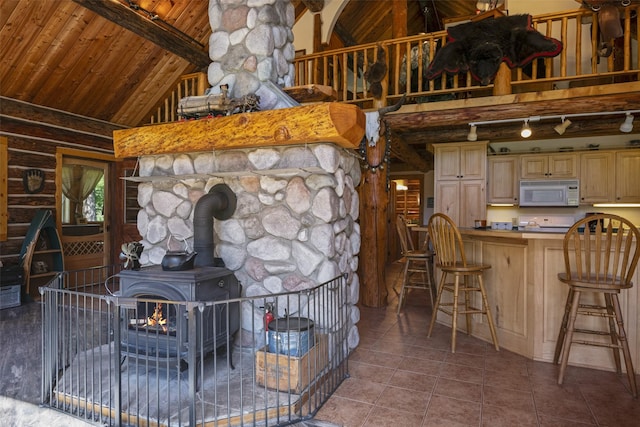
xmin=421 ymin=226 xmax=639 ymax=373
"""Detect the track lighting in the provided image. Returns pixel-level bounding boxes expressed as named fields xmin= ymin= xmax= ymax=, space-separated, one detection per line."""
xmin=620 ymin=113 xmax=634 ymax=133
xmin=554 ymin=117 xmax=572 ymax=135
xmin=467 ymin=110 xmax=638 ymax=140
xmin=520 ymin=120 xmax=532 ymax=138
xmin=467 ymin=124 xmax=478 ymax=141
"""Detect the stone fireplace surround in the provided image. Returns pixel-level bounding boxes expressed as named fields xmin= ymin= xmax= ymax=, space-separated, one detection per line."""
xmin=132 ymin=143 xmax=362 ymax=350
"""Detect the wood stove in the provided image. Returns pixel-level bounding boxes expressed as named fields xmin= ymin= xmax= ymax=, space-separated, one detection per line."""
xmin=118 ymin=265 xmax=241 ymax=365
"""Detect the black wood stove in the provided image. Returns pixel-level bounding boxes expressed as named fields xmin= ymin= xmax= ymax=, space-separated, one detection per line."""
xmin=116 ymin=183 xmax=241 ymax=366
xmin=117 ymin=266 xmax=240 ymax=365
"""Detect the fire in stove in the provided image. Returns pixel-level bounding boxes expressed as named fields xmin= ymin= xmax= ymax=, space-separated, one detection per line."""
xmin=129 ymin=301 xmax=174 ymax=334
xmin=148 ymin=303 xmax=166 ymax=329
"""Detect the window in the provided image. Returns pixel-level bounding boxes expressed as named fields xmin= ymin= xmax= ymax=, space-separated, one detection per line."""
xmin=61 ymin=159 xmax=105 ymax=225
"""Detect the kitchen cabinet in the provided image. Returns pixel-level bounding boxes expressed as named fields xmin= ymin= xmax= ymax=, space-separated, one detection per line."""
xmin=434 ymin=234 xmax=530 ymax=356
xmin=435 ymin=142 xmax=486 ymax=181
xmin=487 ymin=155 xmax=519 ymax=204
xmin=434 ymin=142 xmax=486 ymax=227
xmin=579 ymin=151 xmax=615 ymax=204
xmin=520 ymin=153 xmax=578 ymax=179
xmin=614 ymin=150 xmax=640 ymax=202
xmin=452 ymin=229 xmax=639 ymax=372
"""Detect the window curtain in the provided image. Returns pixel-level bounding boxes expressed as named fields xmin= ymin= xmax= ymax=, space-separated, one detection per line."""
xmin=61 ymin=165 xmax=103 ymax=223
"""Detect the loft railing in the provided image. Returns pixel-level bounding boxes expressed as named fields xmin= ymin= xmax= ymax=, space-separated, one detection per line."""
xmin=148 ymin=72 xmax=208 ymax=124
xmin=147 ymin=7 xmax=639 ymax=125
xmin=292 ymin=7 xmax=640 ymax=108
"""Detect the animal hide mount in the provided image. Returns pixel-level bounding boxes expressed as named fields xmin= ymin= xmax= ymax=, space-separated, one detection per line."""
xmin=425 ymin=14 xmax=562 ymax=86
xmin=365 ymin=45 xmax=387 ymax=99
xmin=581 ymin=1 xmax=635 ymax=58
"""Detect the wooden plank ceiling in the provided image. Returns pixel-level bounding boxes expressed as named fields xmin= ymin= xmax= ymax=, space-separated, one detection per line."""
xmin=0 ymin=0 xmax=477 ymax=129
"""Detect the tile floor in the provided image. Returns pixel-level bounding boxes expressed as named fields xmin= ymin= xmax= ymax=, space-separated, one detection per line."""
xmin=2 ymin=263 xmax=639 ymax=426
xmin=313 ymin=263 xmax=640 ymax=427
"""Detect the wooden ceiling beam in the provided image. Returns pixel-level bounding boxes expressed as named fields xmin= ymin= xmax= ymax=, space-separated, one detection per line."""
xmin=390 ymin=134 xmax=431 ymax=172
xmin=384 ymin=83 xmax=640 ymax=137
xmin=402 ymin=116 xmax=638 ymax=148
xmin=73 ymin=0 xmax=210 ymax=70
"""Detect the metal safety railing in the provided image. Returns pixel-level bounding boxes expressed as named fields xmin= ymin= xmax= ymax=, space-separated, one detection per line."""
xmin=41 ymin=267 xmax=349 ymax=426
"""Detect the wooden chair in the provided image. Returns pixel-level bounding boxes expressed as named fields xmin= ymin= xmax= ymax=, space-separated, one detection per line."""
xmin=554 ymin=213 xmax=639 ymax=397
xmin=395 ymin=215 xmax=435 ymax=314
xmin=427 ymin=213 xmax=499 ymax=353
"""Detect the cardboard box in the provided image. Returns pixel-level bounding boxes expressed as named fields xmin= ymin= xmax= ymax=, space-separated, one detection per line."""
xmin=255 ymin=334 xmax=328 ymax=393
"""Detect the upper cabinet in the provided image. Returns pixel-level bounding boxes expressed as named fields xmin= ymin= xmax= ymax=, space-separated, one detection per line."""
xmin=615 ymin=150 xmax=640 ymax=202
xmin=487 ymin=149 xmax=640 ymax=206
xmin=579 ymin=151 xmax=615 ymax=204
xmin=520 ymin=153 xmax=578 ymax=179
xmin=435 ymin=142 xmax=486 ymax=181
xmin=487 ymin=155 xmax=519 ymax=204
xmin=434 ymin=142 xmax=487 ymax=227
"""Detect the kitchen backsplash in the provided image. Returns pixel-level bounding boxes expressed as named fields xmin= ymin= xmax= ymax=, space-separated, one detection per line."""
xmin=487 ymin=206 xmax=640 ymax=229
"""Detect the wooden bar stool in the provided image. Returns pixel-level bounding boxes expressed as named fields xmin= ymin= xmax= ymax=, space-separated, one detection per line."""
xmin=427 ymin=213 xmax=499 ymax=353
xmin=554 ymin=213 xmax=639 ymax=397
xmin=395 ymin=215 xmax=435 ymax=314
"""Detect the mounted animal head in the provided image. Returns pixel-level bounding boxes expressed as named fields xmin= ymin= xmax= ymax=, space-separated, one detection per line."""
xmin=581 ymin=1 xmax=631 ymax=57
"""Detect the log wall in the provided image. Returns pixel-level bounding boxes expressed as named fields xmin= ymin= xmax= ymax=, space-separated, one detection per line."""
xmin=0 ymin=97 xmax=125 ymax=266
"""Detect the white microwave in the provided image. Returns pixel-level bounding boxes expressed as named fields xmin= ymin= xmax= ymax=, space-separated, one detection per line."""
xmin=519 ymin=180 xmax=579 ymax=207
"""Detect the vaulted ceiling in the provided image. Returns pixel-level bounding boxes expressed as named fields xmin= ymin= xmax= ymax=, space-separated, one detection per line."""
xmin=0 ymin=0 xmax=479 ymax=128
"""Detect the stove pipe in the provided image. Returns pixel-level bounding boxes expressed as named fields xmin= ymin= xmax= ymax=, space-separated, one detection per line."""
xmin=193 ymin=183 xmax=237 ymax=268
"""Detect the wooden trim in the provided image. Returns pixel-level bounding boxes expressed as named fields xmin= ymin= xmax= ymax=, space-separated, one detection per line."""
xmin=0 ymin=137 xmax=7 ymax=241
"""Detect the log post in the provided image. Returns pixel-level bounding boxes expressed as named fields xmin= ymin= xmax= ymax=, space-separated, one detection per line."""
xmin=493 ymin=62 xmax=512 ymax=96
xmin=358 ymin=101 xmax=389 ymax=308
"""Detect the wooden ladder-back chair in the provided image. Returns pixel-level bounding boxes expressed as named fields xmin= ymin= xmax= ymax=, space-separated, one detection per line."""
xmin=395 ymin=215 xmax=435 ymax=314
xmin=427 ymin=213 xmax=500 ymax=353
xmin=554 ymin=213 xmax=640 ymax=397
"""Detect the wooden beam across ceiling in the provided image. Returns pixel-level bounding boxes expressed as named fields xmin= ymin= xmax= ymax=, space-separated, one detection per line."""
xmin=73 ymin=0 xmax=210 ymax=70
xmin=384 ymin=82 xmax=640 ymax=145
xmin=389 ymin=134 xmax=431 ymax=172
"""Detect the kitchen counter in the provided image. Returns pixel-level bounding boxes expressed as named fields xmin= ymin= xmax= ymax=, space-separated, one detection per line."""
xmin=412 ymin=225 xmax=567 ymax=240
xmin=428 ymin=229 xmax=639 ymax=373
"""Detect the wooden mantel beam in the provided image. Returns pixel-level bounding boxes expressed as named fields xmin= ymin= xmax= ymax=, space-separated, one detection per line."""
xmin=113 ymin=103 xmax=365 ymax=158
xmin=73 ymin=0 xmax=210 ymax=70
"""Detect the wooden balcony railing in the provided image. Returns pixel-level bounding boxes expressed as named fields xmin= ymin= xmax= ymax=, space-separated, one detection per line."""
xmin=293 ymin=7 xmax=640 ymax=108
xmin=148 ymin=7 xmax=639 ymax=125
xmin=148 ymin=72 xmax=208 ymax=124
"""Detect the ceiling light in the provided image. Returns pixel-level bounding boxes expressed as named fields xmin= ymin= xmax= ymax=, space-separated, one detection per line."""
xmin=467 ymin=124 xmax=478 ymax=141
xmin=554 ymin=117 xmax=572 ymax=135
xmin=520 ymin=120 xmax=532 ymax=138
xmin=620 ymin=113 xmax=634 ymax=133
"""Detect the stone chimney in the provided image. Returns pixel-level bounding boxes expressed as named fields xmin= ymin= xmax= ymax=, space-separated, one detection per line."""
xmin=207 ymin=0 xmax=297 ymax=110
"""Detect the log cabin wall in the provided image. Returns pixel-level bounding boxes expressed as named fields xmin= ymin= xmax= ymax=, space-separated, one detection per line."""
xmin=0 ymin=96 xmax=128 ymax=267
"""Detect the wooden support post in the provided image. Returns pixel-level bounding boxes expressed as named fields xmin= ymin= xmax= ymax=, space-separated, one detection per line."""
xmin=392 ymin=0 xmax=408 ymax=39
xmin=493 ymin=62 xmax=512 ymax=96
xmin=359 ymin=101 xmax=388 ymax=308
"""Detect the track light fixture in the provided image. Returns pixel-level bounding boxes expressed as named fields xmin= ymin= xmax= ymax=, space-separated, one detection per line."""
xmin=467 ymin=110 xmax=639 ymax=140
xmin=467 ymin=124 xmax=478 ymax=141
xmin=620 ymin=113 xmax=634 ymax=133
xmin=520 ymin=120 xmax=532 ymax=138
xmin=554 ymin=117 xmax=572 ymax=135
